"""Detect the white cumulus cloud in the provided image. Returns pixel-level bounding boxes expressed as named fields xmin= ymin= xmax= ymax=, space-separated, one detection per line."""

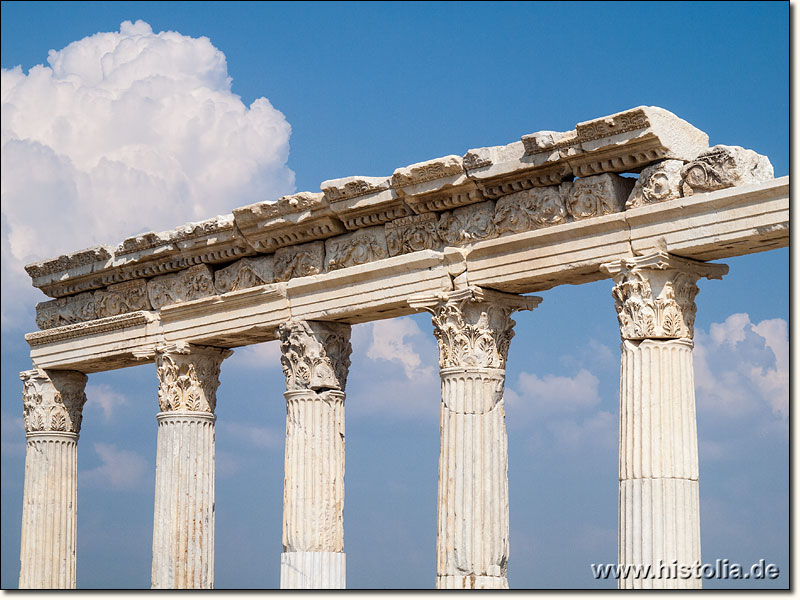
xmin=1 ymin=20 xmax=294 ymax=326
xmin=694 ymin=313 xmax=789 ymax=422
xmin=366 ymin=317 xmax=436 ymax=381
xmin=85 ymin=383 xmax=129 ymax=423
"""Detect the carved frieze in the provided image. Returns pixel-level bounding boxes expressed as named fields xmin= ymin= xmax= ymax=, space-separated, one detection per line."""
xmin=278 ymin=320 xmax=352 ymax=391
xmin=437 ymin=201 xmax=498 ymax=246
xmin=35 ymin=292 xmax=97 ymax=330
xmin=155 ymin=343 xmax=232 ymax=413
xmin=561 ymin=173 xmax=635 ymax=221
xmin=20 ymin=369 xmax=88 ymax=435
xmin=626 ymin=160 xmax=684 ymax=209
xmin=325 ymin=226 xmax=388 ymax=271
xmin=385 ymin=213 xmax=443 ymax=257
xmin=274 ymin=241 xmax=325 ymax=282
xmin=600 ymin=251 xmax=728 ymax=340
xmin=147 ymin=264 xmax=216 ymax=310
xmin=25 ymin=246 xmax=112 ymax=281
xmin=214 ymin=256 xmax=274 ymax=294
xmin=493 ymin=186 xmax=567 ymax=234
xmin=95 ymin=279 xmax=151 ymax=318
xmin=408 ymin=287 xmax=541 ymax=370
xmin=321 ymin=176 xmax=391 ymax=203
xmin=680 ymin=145 xmax=774 ymax=196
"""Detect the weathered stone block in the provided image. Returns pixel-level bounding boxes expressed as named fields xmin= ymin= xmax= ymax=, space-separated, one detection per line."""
xmin=325 ymin=226 xmax=388 ymax=271
xmin=36 ymin=292 xmax=97 ymax=330
xmin=680 ymin=145 xmax=774 ymax=196
xmin=322 ymin=176 xmax=411 ymax=230
xmin=561 ymin=174 xmax=635 ymax=221
xmin=392 ymin=155 xmax=483 ymax=213
xmin=147 ymin=264 xmax=216 ymax=310
xmin=438 ymin=200 xmax=498 ymax=246
xmin=626 ymin=160 xmax=685 ymax=209
xmin=493 ymin=186 xmax=567 ymax=234
xmin=214 ymin=255 xmax=275 ymax=294
xmin=95 ymin=279 xmax=151 ymax=318
xmin=274 ymin=241 xmax=325 ymax=282
xmin=385 ymin=213 xmax=443 ymax=257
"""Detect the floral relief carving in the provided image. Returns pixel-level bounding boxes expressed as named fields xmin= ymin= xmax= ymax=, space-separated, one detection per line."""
xmin=601 ymin=251 xmax=728 ymax=340
xmin=493 ymin=187 xmax=567 ymax=234
xmin=680 ymin=145 xmax=774 ymax=196
xmin=626 ymin=160 xmax=684 ymax=209
xmin=20 ymin=370 xmax=88 ymax=434
xmin=155 ymin=344 xmax=232 ymax=413
xmin=562 ymin=173 xmax=633 ymax=221
xmin=273 ymin=241 xmax=324 ymax=282
xmin=35 ymin=292 xmax=97 ymax=330
xmin=278 ymin=320 xmax=352 ymax=392
xmin=437 ymin=201 xmax=497 ymax=246
xmin=385 ymin=214 xmax=443 ymax=256
xmin=147 ymin=264 xmax=216 ymax=310
xmin=325 ymin=227 xmax=388 ymax=271
xmin=95 ymin=279 xmax=151 ymax=318
xmin=214 ymin=256 xmax=274 ymax=293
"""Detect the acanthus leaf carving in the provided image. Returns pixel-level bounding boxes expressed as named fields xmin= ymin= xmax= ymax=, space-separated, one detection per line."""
xmin=680 ymin=145 xmax=774 ymax=196
xmin=493 ymin=187 xmax=567 ymax=234
xmin=95 ymin=279 xmax=151 ymax=318
xmin=601 ymin=251 xmax=728 ymax=340
xmin=561 ymin=173 xmax=634 ymax=221
xmin=214 ymin=256 xmax=274 ymax=294
xmin=408 ymin=287 xmax=541 ymax=370
xmin=273 ymin=241 xmax=324 ymax=282
xmin=20 ymin=369 xmax=88 ymax=435
xmin=155 ymin=344 xmax=232 ymax=413
xmin=626 ymin=159 xmax=685 ymax=209
xmin=325 ymin=227 xmax=388 ymax=271
xmin=385 ymin=213 xmax=443 ymax=257
xmin=147 ymin=264 xmax=216 ymax=310
xmin=278 ymin=320 xmax=352 ymax=392
xmin=35 ymin=291 xmax=97 ymax=330
xmin=437 ymin=201 xmax=498 ymax=247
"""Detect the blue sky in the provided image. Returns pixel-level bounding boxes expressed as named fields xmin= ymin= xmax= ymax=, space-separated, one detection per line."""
xmin=0 ymin=1 xmax=788 ymax=590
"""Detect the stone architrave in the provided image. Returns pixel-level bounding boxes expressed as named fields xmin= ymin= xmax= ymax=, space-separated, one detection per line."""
xmin=408 ymin=287 xmax=541 ymax=589
xmin=18 ymin=369 xmax=88 ymax=589
xmin=278 ymin=320 xmax=352 ymax=589
xmin=600 ymin=250 xmax=728 ymax=589
xmin=151 ymin=343 xmax=232 ymax=589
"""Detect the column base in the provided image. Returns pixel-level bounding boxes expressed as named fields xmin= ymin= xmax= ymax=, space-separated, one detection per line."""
xmin=280 ymin=552 xmax=345 ymax=589
xmin=437 ymin=575 xmax=509 ymax=589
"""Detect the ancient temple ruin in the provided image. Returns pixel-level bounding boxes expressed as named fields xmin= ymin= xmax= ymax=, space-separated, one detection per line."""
xmin=18 ymin=106 xmax=787 ymax=589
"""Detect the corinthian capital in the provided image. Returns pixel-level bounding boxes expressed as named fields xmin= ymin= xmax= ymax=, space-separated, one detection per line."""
xmin=601 ymin=251 xmax=728 ymax=341
xmin=409 ymin=287 xmax=541 ymax=370
xmin=278 ymin=320 xmax=352 ymax=391
xmin=20 ymin=369 xmax=88 ymax=435
xmin=155 ymin=343 xmax=232 ymax=413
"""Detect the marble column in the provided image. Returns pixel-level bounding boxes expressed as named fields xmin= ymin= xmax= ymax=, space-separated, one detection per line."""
xmin=151 ymin=342 xmax=231 ymax=589
xmin=601 ymin=250 xmax=727 ymax=589
xmin=18 ymin=369 xmax=87 ymax=589
xmin=278 ymin=320 xmax=352 ymax=589
xmin=409 ymin=286 xmax=541 ymax=589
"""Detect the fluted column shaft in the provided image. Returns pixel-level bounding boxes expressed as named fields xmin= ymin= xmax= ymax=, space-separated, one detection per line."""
xmin=151 ymin=343 xmax=231 ymax=589
xmin=278 ymin=320 xmax=351 ymax=589
xmin=18 ymin=369 xmax=87 ymax=589
xmin=410 ymin=286 xmax=540 ymax=590
xmin=602 ymin=251 xmax=727 ymax=589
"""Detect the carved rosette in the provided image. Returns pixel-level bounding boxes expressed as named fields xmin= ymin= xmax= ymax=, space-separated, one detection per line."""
xmin=155 ymin=343 xmax=232 ymax=413
xmin=409 ymin=287 xmax=541 ymax=370
xmin=20 ymin=370 xmax=88 ymax=435
xmin=278 ymin=321 xmax=352 ymax=391
xmin=601 ymin=251 xmax=728 ymax=341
